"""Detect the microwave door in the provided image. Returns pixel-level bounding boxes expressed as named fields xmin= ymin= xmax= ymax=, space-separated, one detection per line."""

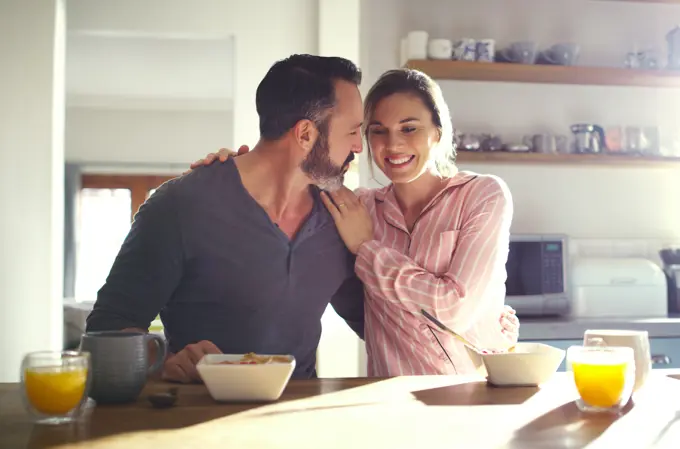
xmin=505 ymin=238 xmax=569 ymax=317
xmin=506 ymin=241 xmax=543 ymax=296
xmin=506 ymin=243 xmax=545 ymax=315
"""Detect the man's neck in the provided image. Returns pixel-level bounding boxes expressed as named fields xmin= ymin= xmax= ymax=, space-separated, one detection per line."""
xmin=233 ymin=139 xmax=313 ymax=223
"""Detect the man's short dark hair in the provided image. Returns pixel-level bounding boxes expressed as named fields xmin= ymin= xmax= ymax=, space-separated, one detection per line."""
xmin=255 ymin=54 xmax=362 ymax=140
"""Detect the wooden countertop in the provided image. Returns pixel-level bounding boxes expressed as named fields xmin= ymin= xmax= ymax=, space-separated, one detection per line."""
xmin=2 ymin=372 xmax=680 ymax=449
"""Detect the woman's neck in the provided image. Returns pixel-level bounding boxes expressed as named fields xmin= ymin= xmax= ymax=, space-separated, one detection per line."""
xmin=392 ymin=170 xmax=449 ymax=218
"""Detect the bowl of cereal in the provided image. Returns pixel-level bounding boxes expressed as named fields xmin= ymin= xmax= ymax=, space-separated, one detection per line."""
xmin=467 ymin=343 xmax=565 ymax=387
xmin=196 ymin=353 xmax=296 ymax=402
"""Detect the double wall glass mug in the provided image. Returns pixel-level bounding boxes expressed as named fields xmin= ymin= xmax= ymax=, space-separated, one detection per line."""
xmin=567 ymin=345 xmax=635 ymax=414
xmin=20 ymin=350 xmax=93 ymax=425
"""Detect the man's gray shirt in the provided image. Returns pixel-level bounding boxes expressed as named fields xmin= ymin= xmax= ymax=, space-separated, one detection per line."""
xmin=86 ymin=159 xmax=364 ymax=378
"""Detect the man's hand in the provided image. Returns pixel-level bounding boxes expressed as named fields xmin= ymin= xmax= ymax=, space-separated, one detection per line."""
xmin=184 ymin=145 xmax=250 ymax=174
xmin=162 ymin=340 xmax=222 ymax=383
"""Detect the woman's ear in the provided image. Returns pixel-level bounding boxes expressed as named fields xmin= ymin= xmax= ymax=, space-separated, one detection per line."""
xmin=429 ymin=127 xmax=442 ymax=148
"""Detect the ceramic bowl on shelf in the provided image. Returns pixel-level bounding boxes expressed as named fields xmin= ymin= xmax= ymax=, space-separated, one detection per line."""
xmin=537 ymin=43 xmax=581 ymax=66
xmin=496 ymin=41 xmax=538 ymax=64
xmin=197 ymin=353 xmax=296 ymax=402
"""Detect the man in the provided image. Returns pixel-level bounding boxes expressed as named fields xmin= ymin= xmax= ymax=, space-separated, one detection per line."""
xmin=87 ymin=54 xmax=366 ymax=382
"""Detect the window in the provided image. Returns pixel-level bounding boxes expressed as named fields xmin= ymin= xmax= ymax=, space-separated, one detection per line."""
xmin=75 ymin=175 xmax=176 ymax=302
xmin=80 ymin=175 xmax=176 ymax=221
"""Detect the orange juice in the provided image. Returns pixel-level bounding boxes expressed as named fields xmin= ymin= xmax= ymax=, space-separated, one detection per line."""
xmin=24 ymin=366 xmax=87 ymax=415
xmin=571 ymin=359 xmax=628 ymax=408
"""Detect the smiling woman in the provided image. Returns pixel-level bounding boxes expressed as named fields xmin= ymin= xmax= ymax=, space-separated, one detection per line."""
xmin=363 ymin=69 xmax=456 ymax=185
xmin=336 ymin=68 xmax=518 ymax=377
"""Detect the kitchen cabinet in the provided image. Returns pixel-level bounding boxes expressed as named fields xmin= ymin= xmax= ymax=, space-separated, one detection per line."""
xmin=522 ymin=337 xmax=680 ymax=371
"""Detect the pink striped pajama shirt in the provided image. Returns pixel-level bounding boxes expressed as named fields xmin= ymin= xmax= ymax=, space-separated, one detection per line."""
xmin=355 ymin=170 xmax=516 ymax=376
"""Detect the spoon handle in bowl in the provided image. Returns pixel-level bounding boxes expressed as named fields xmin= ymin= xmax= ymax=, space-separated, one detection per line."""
xmin=420 ymin=309 xmax=482 ymax=354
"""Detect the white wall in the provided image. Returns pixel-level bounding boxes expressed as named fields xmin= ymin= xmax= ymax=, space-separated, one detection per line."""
xmin=66 ymin=33 xmax=234 ymax=103
xmin=0 ymin=0 xmax=65 ymax=382
xmin=67 ymin=0 xmax=318 ymax=147
xmin=360 ymin=0 xmax=680 ymax=248
xmin=64 ymin=5 xmax=239 ymax=167
xmin=66 ymin=108 xmax=233 ymax=165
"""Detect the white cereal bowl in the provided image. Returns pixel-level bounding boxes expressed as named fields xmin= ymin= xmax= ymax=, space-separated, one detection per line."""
xmin=467 ymin=343 xmax=565 ymax=387
xmin=196 ymin=354 xmax=296 ymax=402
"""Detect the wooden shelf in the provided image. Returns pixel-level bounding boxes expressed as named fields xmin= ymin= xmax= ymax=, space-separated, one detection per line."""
xmin=404 ymin=60 xmax=680 ymax=88
xmin=455 ymin=151 xmax=680 ymax=166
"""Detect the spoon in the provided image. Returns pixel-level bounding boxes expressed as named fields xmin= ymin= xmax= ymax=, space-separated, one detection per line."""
xmin=148 ymin=387 xmax=179 ymax=408
xmin=420 ymin=309 xmax=485 ymax=354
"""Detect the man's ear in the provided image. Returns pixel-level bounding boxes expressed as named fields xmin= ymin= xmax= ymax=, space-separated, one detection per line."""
xmin=293 ymin=119 xmax=319 ymax=154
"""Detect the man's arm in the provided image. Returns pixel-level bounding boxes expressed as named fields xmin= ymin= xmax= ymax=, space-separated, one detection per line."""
xmin=329 ymin=274 xmax=365 ymax=340
xmin=86 ymin=182 xmax=184 ymax=333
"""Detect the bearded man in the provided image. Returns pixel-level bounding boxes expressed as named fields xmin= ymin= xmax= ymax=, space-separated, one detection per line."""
xmin=86 ymin=55 xmax=366 ymax=382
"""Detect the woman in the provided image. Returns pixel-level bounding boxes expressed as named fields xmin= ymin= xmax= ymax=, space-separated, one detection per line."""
xmin=191 ymin=69 xmax=519 ymax=376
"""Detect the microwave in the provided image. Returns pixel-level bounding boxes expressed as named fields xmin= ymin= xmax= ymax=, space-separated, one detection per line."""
xmin=504 ymin=234 xmax=570 ymax=317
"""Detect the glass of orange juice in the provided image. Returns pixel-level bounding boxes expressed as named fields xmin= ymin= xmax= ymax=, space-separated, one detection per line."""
xmin=20 ymin=350 xmax=92 ymax=425
xmin=567 ymin=345 xmax=635 ymax=414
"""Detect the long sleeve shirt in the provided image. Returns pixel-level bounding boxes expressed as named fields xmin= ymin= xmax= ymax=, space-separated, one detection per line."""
xmin=86 ymin=159 xmax=364 ymax=378
xmin=356 ymin=170 xmax=516 ymax=376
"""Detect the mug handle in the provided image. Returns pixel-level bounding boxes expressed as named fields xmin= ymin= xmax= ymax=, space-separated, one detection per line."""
xmin=145 ymin=333 xmax=168 ymax=375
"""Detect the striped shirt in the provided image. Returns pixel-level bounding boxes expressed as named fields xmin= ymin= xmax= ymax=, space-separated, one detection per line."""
xmin=356 ymin=170 xmax=516 ymax=376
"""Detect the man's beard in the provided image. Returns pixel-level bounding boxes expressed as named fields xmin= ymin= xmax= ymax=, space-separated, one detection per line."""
xmin=300 ymin=130 xmax=354 ymax=192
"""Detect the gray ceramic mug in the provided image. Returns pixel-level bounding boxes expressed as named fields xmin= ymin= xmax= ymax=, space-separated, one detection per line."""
xmin=80 ymin=331 xmax=167 ymax=404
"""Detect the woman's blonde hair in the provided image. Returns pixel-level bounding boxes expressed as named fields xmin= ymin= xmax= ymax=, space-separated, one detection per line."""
xmin=363 ymin=68 xmax=456 ymax=177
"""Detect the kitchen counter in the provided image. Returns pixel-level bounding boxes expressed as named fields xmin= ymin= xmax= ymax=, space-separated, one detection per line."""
xmin=2 ymin=372 xmax=680 ymax=449
xmin=518 ymin=315 xmax=680 ymax=340
xmin=66 ymin=300 xmax=680 ymax=342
